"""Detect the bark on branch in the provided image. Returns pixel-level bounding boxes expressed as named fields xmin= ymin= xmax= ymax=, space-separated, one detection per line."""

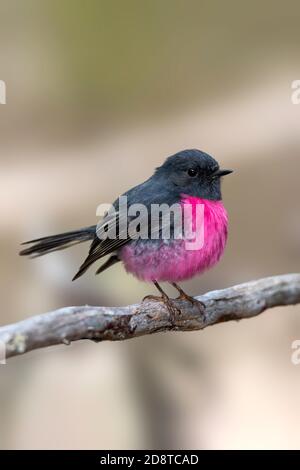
xmin=1 ymin=273 xmax=300 ymax=359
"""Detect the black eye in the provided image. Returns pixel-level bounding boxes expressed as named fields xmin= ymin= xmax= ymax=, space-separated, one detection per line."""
xmin=187 ymin=168 xmax=198 ymax=177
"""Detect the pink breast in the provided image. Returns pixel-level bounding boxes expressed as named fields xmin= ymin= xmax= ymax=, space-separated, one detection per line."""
xmin=120 ymin=197 xmax=228 ymax=282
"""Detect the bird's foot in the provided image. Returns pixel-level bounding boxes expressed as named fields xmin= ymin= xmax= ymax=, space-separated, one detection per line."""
xmin=177 ymin=293 xmax=206 ymax=317
xmin=171 ymin=283 xmax=206 ymax=317
xmin=142 ymin=294 xmax=181 ymax=325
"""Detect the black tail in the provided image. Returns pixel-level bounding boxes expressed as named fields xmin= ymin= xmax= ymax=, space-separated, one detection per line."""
xmin=19 ymin=226 xmax=96 ymax=257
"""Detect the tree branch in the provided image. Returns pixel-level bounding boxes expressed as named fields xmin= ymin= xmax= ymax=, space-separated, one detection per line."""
xmin=1 ymin=273 xmax=300 ymax=359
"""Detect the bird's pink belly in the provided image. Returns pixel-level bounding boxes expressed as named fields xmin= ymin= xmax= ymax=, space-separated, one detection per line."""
xmin=119 ymin=198 xmax=228 ymax=282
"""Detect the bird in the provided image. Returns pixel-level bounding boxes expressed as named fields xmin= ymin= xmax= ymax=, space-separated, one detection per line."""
xmin=20 ymin=149 xmax=233 ymax=320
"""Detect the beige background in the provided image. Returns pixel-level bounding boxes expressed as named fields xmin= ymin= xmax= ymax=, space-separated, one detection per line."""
xmin=0 ymin=0 xmax=300 ymax=449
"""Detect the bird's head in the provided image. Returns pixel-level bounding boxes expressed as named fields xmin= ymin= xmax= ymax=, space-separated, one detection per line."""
xmin=155 ymin=149 xmax=233 ymax=200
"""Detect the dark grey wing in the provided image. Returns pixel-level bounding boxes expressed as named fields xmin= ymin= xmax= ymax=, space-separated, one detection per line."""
xmin=72 ymin=175 xmax=179 ymax=280
xmin=72 ymin=210 xmax=130 ymax=280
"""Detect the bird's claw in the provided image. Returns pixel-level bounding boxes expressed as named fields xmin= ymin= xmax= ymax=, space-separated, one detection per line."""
xmin=142 ymin=294 xmax=181 ymax=325
xmin=176 ymin=293 xmax=206 ymax=317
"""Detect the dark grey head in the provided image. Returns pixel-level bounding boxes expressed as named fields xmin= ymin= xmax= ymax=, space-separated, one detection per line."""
xmin=155 ymin=149 xmax=233 ymax=200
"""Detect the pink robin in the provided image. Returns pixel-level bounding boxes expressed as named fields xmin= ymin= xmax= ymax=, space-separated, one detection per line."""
xmin=20 ymin=149 xmax=233 ymax=319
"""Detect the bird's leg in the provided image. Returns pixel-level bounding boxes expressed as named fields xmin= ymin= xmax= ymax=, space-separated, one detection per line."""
xmin=170 ymin=282 xmax=206 ymax=314
xmin=143 ymin=281 xmax=181 ymax=324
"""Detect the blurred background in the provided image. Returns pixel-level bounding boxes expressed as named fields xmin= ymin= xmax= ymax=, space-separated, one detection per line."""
xmin=0 ymin=0 xmax=300 ymax=450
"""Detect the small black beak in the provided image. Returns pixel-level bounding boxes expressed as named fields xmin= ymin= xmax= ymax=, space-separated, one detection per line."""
xmin=212 ymin=168 xmax=233 ymax=178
